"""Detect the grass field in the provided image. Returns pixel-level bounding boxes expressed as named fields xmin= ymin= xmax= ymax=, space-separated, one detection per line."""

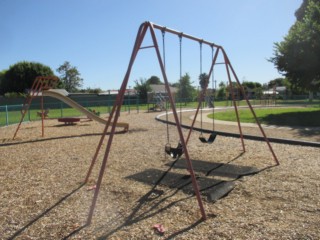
xmin=208 ymin=107 xmax=320 ymax=127
xmin=0 ymin=100 xmax=320 ymax=126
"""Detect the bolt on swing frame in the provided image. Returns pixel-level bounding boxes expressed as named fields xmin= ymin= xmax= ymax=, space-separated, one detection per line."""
xmin=85 ymin=21 xmax=279 ymax=225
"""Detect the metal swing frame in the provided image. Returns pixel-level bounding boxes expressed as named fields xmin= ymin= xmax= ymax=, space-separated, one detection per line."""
xmin=85 ymin=22 xmax=207 ymax=224
xmin=85 ymin=21 xmax=279 ymax=225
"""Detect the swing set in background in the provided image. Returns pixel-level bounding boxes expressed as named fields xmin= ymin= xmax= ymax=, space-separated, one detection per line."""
xmin=85 ymin=21 xmax=279 ymax=224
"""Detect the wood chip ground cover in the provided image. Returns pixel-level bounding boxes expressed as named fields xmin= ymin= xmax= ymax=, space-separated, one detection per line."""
xmin=0 ymin=111 xmax=319 ymax=239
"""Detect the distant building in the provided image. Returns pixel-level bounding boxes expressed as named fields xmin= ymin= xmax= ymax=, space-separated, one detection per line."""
xmin=263 ymin=86 xmax=287 ymax=98
xmin=99 ymin=89 xmax=137 ymax=96
xmin=149 ymin=84 xmax=177 ymax=94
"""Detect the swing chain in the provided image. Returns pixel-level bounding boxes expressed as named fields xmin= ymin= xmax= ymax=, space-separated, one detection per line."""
xmin=179 ymin=33 xmax=183 ymax=124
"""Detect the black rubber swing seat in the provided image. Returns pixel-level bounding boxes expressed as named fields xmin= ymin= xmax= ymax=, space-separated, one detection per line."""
xmin=199 ymin=133 xmax=217 ymax=144
xmin=165 ymin=142 xmax=183 ymax=158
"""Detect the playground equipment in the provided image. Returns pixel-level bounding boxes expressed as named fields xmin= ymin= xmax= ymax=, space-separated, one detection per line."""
xmin=12 ymin=76 xmax=129 ymax=139
xmin=84 ymin=21 xmax=279 ymax=225
xmin=13 ymin=76 xmax=59 ymax=139
xmin=42 ymin=89 xmax=128 ymax=130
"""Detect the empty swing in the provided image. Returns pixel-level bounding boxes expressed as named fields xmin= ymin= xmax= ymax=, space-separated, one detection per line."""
xmin=198 ymin=44 xmax=217 ymax=144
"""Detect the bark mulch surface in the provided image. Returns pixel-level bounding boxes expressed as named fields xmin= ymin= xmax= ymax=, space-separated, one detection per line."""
xmin=1 ymin=111 xmax=319 ymax=239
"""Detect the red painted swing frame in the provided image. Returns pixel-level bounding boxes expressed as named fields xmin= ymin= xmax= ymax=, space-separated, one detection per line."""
xmin=84 ymin=21 xmax=279 ymax=225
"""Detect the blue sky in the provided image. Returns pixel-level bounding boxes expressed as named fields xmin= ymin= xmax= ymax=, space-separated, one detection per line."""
xmin=0 ymin=0 xmax=302 ymax=90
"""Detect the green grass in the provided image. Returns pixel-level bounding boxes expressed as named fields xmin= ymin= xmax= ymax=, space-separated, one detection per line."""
xmin=208 ymin=107 xmax=320 ymax=127
xmin=1 ymin=99 xmax=320 ymax=127
xmin=0 ymin=104 xmax=151 ymax=126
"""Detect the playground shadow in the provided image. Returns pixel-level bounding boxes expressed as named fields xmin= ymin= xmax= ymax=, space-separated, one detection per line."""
xmin=126 ymin=153 xmax=262 ymax=203
xmin=0 ymin=133 xmax=104 ymax=147
xmin=95 ymin=159 xmax=214 ymax=239
xmin=0 ymin=128 xmax=143 ymax=148
xmin=259 ymin=110 xmax=320 ymax=140
xmin=260 ymin=110 xmax=320 ymax=129
xmin=7 ymin=183 xmax=85 ymax=240
xmin=165 ymin=159 xmax=260 ymax=179
xmin=127 ymin=168 xmax=236 ymax=202
xmin=296 ymin=127 xmax=320 ymax=141
xmin=94 ymin=154 xmax=273 ymax=239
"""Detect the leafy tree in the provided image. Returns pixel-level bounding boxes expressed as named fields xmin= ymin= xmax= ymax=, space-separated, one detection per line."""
xmin=295 ymin=0 xmax=309 ymax=21
xmin=176 ymin=73 xmax=195 ymax=102
xmin=216 ymin=82 xmax=226 ymax=99
xmin=134 ymin=78 xmax=151 ymax=100
xmin=268 ymin=77 xmax=306 ymax=95
xmin=79 ymin=87 xmax=102 ymax=94
xmin=199 ymin=73 xmax=209 ymax=93
xmin=2 ymin=61 xmax=54 ymax=94
xmin=170 ymin=82 xmax=180 ymax=88
xmin=241 ymin=81 xmax=263 ymax=99
xmin=267 ymin=78 xmax=286 ymax=88
xmin=56 ymin=61 xmax=83 ymax=92
xmin=269 ymin=0 xmax=320 ymax=92
xmin=146 ymin=75 xmax=162 ymax=85
xmin=242 ymin=81 xmax=262 ymax=89
xmin=218 ymin=82 xmax=226 ymax=88
xmin=0 ymin=70 xmax=7 ymax=94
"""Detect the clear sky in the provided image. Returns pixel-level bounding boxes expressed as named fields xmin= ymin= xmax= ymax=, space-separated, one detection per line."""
xmin=0 ymin=0 xmax=302 ymax=91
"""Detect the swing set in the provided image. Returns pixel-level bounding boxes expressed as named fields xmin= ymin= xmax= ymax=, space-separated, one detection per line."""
xmin=82 ymin=21 xmax=279 ymax=224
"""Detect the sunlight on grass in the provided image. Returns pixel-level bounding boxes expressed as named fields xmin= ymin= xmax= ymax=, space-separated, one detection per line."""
xmin=208 ymin=107 xmax=320 ymax=127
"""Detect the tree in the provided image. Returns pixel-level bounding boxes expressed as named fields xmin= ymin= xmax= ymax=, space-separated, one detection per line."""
xmin=134 ymin=78 xmax=151 ymax=101
xmin=199 ymin=73 xmax=214 ymax=106
xmin=242 ymin=81 xmax=262 ymax=89
xmin=56 ymin=61 xmax=83 ymax=92
xmin=269 ymin=0 xmax=320 ymax=92
xmin=0 ymin=70 xmax=7 ymax=95
xmin=198 ymin=73 xmax=209 ymax=92
xmin=216 ymin=82 xmax=226 ymax=99
xmin=79 ymin=87 xmax=103 ymax=94
xmin=241 ymin=81 xmax=263 ymax=99
xmin=267 ymin=78 xmax=286 ymax=88
xmin=146 ymin=75 xmax=162 ymax=85
xmin=176 ymin=73 xmax=195 ymax=102
xmin=2 ymin=61 xmax=54 ymax=94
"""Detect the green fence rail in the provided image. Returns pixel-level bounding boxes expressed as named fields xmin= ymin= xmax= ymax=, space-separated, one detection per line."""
xmin=1 ymin=96 xmax=319 ymax=127
xmin=0 ymin=98 xmax=145 ymax=127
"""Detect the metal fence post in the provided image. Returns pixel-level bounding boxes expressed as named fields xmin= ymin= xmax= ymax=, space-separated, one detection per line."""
xmin=136 ymin=97 xmax=139 ymax=113
xmin=28 ymin=106 xmax=31 ymax=121
xmin=5 ymin=105 xmax=9 ymax=126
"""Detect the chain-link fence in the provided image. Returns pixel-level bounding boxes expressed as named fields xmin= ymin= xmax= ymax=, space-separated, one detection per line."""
xmin=0 ymin=98 xmax=144 ymax=127
xmin=1 ymin=95 xmax=319 ymax=127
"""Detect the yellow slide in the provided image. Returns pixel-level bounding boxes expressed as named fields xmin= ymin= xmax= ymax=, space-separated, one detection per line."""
xmin=43 ymin=89 xmax=129 ymax=131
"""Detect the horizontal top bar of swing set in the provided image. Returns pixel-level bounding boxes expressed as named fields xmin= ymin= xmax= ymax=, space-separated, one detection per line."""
xmin=148 ymin=22 xmax=222 ymax=48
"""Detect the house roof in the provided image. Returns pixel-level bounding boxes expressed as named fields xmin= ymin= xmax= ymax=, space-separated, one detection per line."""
xmin=149 ymin=84 xmax=177 ymax=93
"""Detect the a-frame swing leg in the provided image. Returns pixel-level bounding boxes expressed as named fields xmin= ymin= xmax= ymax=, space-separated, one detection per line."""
xmin=185 ymin=44 xmax=279 ymax=166
xmin=86 ymin=23 xmax=154 ymax=225
xmin=222 ymin=52 xmax=246 ymax=152
xmin=149 ymin=23 xmax=206 ymax=220
xmin=86 ymin=22 xmax=206 ymax=225
xmin=221 ymin=50 xmax=279 ymax=165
